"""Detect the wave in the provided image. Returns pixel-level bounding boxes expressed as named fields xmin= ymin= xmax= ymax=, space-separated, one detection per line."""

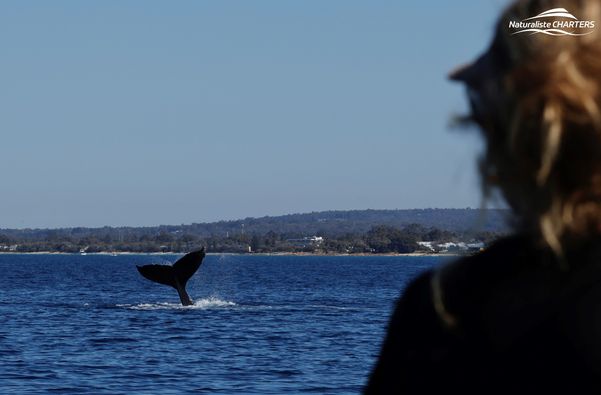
xmin=116 ymin=299 xmax=362 ymax=312
xmin=117 ymin=297 xmax=236 ymax=310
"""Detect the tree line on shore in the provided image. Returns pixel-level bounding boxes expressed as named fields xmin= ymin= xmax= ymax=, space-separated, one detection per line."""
xmin=0 ymin=223 xmax=502 ymax=254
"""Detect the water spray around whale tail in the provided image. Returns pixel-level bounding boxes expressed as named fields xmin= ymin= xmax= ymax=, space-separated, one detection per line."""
xmin=136 ymin=247 xmax=205 ymax=306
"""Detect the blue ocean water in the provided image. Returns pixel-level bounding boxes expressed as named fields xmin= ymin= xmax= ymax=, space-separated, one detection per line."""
xmin=0 ymin=253 xmax=444 ymax=394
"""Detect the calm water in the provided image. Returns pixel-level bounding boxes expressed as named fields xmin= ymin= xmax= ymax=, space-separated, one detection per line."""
xmin=0 ymin=253 xmax=444 ymax=394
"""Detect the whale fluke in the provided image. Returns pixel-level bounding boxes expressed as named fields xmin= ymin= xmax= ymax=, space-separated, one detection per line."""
xmin=136 ymin=248 xmax=205 ymax=306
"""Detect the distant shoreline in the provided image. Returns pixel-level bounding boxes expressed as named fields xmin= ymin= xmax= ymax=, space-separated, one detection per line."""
xmin=0 ymin=251 xmax=461 ymax=257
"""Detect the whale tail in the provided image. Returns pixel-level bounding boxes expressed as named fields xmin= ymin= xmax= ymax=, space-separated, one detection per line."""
xmin=136 ymin=247 xmax=205 ymax=306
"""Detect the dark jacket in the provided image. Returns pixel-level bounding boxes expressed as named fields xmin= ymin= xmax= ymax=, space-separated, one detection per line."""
xmin=365 ymin=235 xmax=601 ymax=394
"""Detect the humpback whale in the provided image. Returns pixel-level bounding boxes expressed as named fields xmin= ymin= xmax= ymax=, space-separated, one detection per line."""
xmin=136 ymin=248 xmax=205 ymax=306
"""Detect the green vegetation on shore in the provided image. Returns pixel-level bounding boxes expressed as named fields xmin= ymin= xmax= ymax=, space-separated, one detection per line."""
xmin=0 ymin=209 xmax=507 ymax=254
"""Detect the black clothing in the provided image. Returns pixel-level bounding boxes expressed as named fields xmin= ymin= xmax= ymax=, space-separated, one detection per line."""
xmin=365 ymin=235 xmax=601 ymax=394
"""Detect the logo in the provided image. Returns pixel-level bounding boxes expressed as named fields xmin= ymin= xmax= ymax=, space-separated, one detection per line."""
xmin=508 ymin=7 xmax=595 ymax=36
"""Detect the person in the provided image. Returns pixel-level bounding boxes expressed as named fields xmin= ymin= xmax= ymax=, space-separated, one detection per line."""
xmin=365 ymin=0 xmax=601 ymax=393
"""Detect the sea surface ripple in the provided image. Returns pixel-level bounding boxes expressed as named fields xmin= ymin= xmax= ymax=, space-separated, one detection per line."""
xmin=0 ymin=254 xmax=443 ymax=394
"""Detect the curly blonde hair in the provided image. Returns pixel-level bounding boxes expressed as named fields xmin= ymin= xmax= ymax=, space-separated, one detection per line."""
xmin=455 ymin=0 xmax=601 ymax=256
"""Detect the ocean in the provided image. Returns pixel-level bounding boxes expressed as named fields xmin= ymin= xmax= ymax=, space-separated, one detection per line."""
xmin=0 ymin=253 xmax=445 ymax=394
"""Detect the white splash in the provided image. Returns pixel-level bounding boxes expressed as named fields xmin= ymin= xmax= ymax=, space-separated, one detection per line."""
xmin=118 ymin=297 xmax=236 ymax=310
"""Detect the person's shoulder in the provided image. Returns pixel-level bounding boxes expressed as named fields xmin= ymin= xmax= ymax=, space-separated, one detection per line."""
xmin=451 ymin=233 xmax=540 ymax=271
xmin=390 ymin=234 xmax=545 ymax=330
xmin=393 ymin=235 xmax=535 ymax=315
xmin=440 ymin=233 xmax=543 ymax=291
xmin=402 ymin=234 xmax=544 ymax=331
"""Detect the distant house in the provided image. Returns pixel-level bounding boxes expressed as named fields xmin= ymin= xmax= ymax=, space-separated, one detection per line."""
xmin=286 ymin=236 xmax=324 ymax=248
xmin=417 ymin=241 xmax=436 ymax=252
xmin=437 ymin=242 xmax=464 ymax=252
xmin=466 ymin=242 xmax=485 ymax=251
xmin=417 ymin=241 xmax=485 ymax=253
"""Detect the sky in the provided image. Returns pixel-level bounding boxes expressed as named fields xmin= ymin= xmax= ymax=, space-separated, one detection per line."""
xmin=0 ymin=1 xmax=510 ymax=229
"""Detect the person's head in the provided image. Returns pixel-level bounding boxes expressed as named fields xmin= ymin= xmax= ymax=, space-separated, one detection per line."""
xmin=451 ymin=0 xmax=601 ymax=255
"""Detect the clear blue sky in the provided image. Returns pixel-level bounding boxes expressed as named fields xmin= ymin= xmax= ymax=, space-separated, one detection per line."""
xmin=0 ymin=1 xmax=509 ymax=228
